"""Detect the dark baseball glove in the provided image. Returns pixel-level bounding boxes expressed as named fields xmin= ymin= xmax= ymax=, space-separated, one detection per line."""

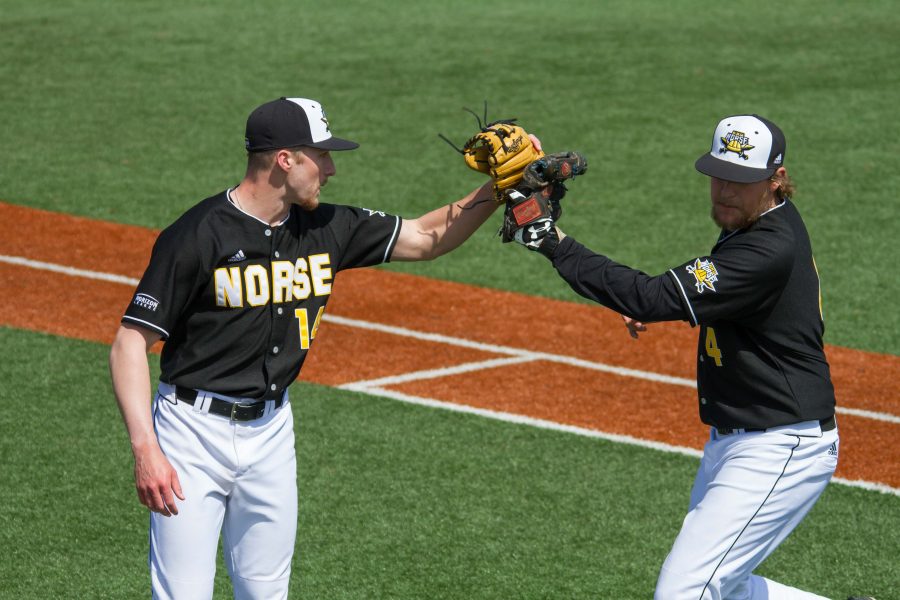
xmin=500 ymin=151 xmax=587 ymax=257
xmin=500 ymin=184 xmax=565 ymax=256
xmin=520 ymin=151 xmax=587 ymax=194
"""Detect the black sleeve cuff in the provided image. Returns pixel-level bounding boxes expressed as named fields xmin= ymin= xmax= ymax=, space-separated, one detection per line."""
xmin=549 ymin=234 xmax=578 ymax=263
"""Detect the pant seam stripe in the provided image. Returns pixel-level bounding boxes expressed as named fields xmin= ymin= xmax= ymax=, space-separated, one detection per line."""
xmin=697 ymin=435 xmax=801 ymax=599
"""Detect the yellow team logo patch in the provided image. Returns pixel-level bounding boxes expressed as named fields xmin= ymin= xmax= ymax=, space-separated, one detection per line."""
xmin=719 ymin=130 xmax=754 ymax=160
xmin=686 ymin=258 xmax=719 ymax=293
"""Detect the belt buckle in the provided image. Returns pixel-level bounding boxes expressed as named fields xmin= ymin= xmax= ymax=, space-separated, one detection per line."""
xmin=230 ymin=400 xmax=260 ymax=421
xmin=716 ymin=427 xmax=743 ymax=436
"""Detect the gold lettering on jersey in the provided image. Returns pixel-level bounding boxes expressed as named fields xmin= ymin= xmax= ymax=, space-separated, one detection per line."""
xmin=294 ymin=306 xmax=325 ymax=350
xmin=704 ymin=326 xmax=723 ymax=367
xmin=309 ymin=253 xmax=333 ymax=296
xmin=272 ymin=261 xmax=294 ymax=303
xmin=244 ymin=265 xmax=270 ymax=306
xmin=214 ymin=255 xmax=333 ymax=307
xmin=214 ymin=267 xmax=244 ymax=307
xmin=292 ymin=258 xmax=311 ymax=300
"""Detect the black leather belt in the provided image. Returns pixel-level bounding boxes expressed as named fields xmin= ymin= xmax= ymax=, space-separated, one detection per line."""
xmin=715 ymin=415 xmax=836 ymax=436
xmin=175 ymin=386 xmax=283 ymax=422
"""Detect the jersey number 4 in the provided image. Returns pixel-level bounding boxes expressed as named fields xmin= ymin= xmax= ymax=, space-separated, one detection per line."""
xmin=295 ymin=307 xmax=325 ymax=349
xmin=704 ymin=326 xmax=723 ymax=367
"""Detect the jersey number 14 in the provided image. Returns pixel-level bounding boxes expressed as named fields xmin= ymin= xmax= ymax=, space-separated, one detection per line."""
xmin=295 ymin=307 xmax=325 ymax=349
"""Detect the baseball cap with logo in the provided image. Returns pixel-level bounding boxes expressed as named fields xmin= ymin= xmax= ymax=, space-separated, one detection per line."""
xmin=695 ymin=114 xmax=785 ymax=183
xmin=244 ymin=97 xmax=359 ymax=153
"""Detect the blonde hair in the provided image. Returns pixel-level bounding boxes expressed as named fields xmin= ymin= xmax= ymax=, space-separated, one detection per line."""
xmin=771 ymin=171 xmax=795 ymax=200
xmin=246 ymin=148 xmax=308 ymax=175
xmin=247 ymin=149 xmax=277 ymax=174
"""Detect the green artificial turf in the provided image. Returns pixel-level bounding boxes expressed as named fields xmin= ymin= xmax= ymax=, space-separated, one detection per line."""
xmin=0 ymin=327 xmax=896 ymax=598
xmin=0 ymin=0 xmax=898 ymax=355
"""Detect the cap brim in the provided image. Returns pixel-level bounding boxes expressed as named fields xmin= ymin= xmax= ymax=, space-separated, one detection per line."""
xmin=695 ymin=153 xmax=774 ymax=183
xmin=308 ymin=136 xmax=359 ymax=151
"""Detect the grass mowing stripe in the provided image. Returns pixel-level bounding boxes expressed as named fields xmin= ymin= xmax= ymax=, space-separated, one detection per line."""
xmin=1 ymin=327 xmax=898 ymax=599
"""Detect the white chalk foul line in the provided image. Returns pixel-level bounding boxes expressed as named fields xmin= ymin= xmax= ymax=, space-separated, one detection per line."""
xmin=5 ymin=254 xmax=899 ymax=425
xmin=338 ymin=355 xmax=539 ymax=389
xmin=4 ymin=254 xmax=899 ymax=425
xmin=4 ymin=253 xmax=900 ymax=488
xmin=327 ymin=314 xmax=900 ymax=425
xmin=325 ymin=314 xmax=697 ymax=388
xmin=0 ymin=254 xmax=141 ymax=286
xmin=339 ymin=384 xmax=705 ymax=459
xmin=335 ymin=385 xmax=900 ymax=497
xmin=836 ymin=405 xmax=900 ymax=425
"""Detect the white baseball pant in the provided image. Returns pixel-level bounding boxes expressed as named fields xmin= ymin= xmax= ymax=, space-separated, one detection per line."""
xmin=149 ymin=382 xmax=297 ymax=600
xmin=655 ymin=419 xmax=839 ymax=600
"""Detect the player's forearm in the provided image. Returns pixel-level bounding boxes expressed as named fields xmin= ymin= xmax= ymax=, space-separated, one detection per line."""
xmin=407 ymin=183 xmax=496 ymax=260
xmin=109 ymin=327 xmax=159 ymax=452
xmin=551 ymin=236 xmax=687 ymax=323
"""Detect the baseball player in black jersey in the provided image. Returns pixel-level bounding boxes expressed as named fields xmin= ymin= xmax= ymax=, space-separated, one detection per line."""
xmin=507 ymin=115 xmax=858 ymax=599
xmin=109 ymin=97 xmax=540 ymax=599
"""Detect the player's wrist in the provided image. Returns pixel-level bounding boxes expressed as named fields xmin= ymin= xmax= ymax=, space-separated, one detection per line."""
xmin=130 ymin=434 xmax=161 ymax=456
xmin=536 ymin=226 xmax=561 ymax=259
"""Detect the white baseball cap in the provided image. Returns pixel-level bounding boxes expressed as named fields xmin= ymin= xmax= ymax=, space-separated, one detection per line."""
xmin=695 ymin=114 xmax=785 ymax=183
xmin=244 ymin=97 xmax=359 ymax=152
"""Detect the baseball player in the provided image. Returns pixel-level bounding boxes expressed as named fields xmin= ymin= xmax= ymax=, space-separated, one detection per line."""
xmin=504 ymin=115 xmax=870 ymax=599
xmin=109 ymin=97 xmax=540 ymax=599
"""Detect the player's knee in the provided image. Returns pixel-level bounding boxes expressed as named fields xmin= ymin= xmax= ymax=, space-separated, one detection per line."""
xmin=655 ymin=566 xmax=721 ymax=600
xmin=230 ymin=574 xmax=290 ymax=600
xmin=151 ymin=567 xmax=214 ymax=600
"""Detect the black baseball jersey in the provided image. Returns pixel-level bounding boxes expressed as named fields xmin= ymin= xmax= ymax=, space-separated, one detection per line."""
xmin=551 ymin=199 xmax=835 ymax=429
xmin=123 ymin=189 xmax=401 ymax=400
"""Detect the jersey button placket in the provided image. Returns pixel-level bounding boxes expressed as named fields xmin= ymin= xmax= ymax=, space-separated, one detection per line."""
xmin=264 ymin=224 xmax=287 ymax=396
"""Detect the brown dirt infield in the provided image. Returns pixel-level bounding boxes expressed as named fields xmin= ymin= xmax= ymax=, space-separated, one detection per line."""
xmin=2 ymin=201 xmax=897 ymax=489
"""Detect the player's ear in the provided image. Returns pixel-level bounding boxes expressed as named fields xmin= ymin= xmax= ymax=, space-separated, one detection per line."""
xmin=273 ymin=148 xmax=300 ymax=172
xmin=769 ymin=167 xmax=787 ymax=193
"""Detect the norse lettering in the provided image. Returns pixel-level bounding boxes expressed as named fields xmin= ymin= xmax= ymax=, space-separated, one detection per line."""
xmin=214 ymin=254 xmax=332 ymax=307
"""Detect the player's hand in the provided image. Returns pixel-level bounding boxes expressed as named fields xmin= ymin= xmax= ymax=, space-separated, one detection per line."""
xmin=529 ymin=134 xmax=543 ymax=153
xmin=622 ymin=315 xmax=647 ymax=339
xmin=133 ymin=442 xmax=185 ymax=517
